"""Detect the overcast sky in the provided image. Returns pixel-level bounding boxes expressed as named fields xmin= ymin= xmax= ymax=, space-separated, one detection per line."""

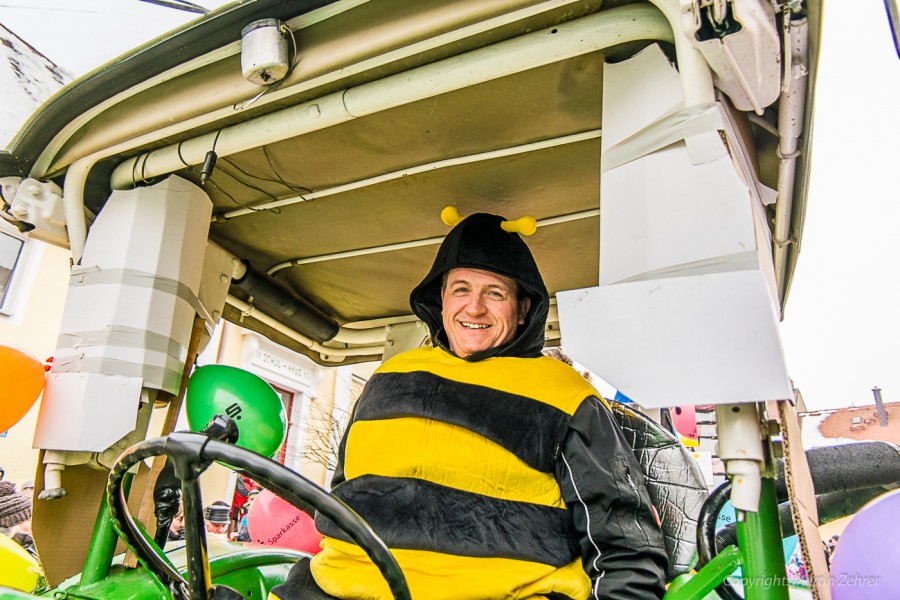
xmin=778 ymin=1 xmax=899 ymax=412
xmin=1 ymin=0 xmax=897 ymax=411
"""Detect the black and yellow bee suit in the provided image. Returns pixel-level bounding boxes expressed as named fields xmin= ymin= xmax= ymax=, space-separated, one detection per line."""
xmin=271 ymin=214 xmax=667 ymax=600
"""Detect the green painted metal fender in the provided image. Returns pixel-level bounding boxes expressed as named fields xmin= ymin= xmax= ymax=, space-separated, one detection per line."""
xmin=13 ymin=543 xmax=308 ymax=600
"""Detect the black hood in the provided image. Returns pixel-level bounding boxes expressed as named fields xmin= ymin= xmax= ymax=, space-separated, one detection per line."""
xmin=410 ymin=213 xmax=549 ymax=360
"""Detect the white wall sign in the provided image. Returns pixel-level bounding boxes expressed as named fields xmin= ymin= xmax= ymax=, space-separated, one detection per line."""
xmin=251 ymin=349 xmax=312 ymax=386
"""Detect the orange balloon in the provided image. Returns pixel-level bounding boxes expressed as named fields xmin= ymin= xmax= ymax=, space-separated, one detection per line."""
xmin=0 ymin=346 xmax=46 ymax=433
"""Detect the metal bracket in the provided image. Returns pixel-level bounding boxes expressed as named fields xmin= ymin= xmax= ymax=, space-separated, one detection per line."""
xmin=0 ymin=177 xmax=69 ymax=246
xmin=695 ymin=0 xmax=731 ymax=30
xmin=382 ymin=320 xmax=431 ymax=361
xmin=684 ymin=0 xmax=782 ymax=113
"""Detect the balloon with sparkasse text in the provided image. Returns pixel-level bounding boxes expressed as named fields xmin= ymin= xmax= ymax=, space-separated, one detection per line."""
xmin=246 ymin=489 xmax=322 ymax=554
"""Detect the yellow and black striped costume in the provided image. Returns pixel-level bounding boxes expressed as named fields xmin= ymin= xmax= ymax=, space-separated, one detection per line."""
xmin=310 ymin=347 xmax=602 ymax=599
xmin=270 ymin=213 xmax=667 ymax=600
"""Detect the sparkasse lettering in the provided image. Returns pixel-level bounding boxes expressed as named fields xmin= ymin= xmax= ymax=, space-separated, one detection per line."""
xmin=267 ymin=514 xmax=304 ymax=545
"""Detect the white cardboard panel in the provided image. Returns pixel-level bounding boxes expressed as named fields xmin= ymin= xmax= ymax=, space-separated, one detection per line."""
xmin=599 ymin=143 xmax=757 ymax=286
xmin=601 ymin=44 xmax=683 ymax=151
xmin=557 ymin=270 xmax=793 ymax=408
xmin=33 ymin=373 xmax=143 ymax=451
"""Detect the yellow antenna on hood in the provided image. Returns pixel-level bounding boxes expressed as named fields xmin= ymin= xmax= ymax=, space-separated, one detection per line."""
xmin=441 ymin=206 xmax=463 ymax=227
xmin=501 ymin=215 xmax=536 ymax=236
xmin=441 ymin=206 xmax=536 ymax=236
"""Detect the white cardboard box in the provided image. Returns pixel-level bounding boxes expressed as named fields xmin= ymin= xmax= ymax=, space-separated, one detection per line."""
xmin=557 ymin=45 xmax=792 ymax=408
xmin=36 ymin=177 xmax=211 ymax=451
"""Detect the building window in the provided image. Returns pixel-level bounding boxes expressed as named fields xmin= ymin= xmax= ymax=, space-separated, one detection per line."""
xmin=269 ymin=385 xmax=311 ymax=474
xmin=0 ymin=230 xmax=25 ymax=313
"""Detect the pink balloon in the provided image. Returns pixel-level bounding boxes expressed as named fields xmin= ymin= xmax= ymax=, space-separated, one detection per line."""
xmin=830 ymin=489 xmax=900 ymax=599
xmin=671 ymin=405 xmax=697 ymax=443
xmin=246 ymin=489 xmax=322 ymax=554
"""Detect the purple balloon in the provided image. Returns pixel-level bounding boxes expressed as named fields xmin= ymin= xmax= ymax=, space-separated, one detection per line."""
xmin=830 ymin=489 xmax=900 ymax=599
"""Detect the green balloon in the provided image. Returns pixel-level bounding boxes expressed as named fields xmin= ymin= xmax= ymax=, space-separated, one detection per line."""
xmin=185 ymin=365 xmax=287 ymax=458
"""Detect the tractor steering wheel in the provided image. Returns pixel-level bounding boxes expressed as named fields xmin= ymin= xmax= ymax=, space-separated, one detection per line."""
xmin=107 ymin=431 xmax=411 ymax=600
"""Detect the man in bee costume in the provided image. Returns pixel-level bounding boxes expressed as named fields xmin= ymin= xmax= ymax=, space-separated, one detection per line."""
xmin=271 ymin=213 xmax=667 ymax=600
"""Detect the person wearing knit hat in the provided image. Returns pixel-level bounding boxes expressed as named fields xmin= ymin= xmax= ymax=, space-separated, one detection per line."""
xmin=0 ymin=480 xmax=32 ymax=535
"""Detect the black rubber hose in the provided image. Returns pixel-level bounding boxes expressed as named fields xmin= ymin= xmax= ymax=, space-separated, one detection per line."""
xmin=696 ymin=481 xmax=742 ymax=600
xmin=715 ymin=486 xmax=891 ymax=551
xmin=773 ymin=442 xmax=900 ymax=502
xmin=231 ymin=264 xmax=339 ymax=343
xmin=697 ymin=481 xmax=733 ymax=566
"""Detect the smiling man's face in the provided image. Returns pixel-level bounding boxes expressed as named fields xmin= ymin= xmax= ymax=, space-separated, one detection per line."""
xmin=440 ymin=267 xmax=531 ymax=358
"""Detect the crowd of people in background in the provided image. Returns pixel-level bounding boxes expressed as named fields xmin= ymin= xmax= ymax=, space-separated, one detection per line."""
xmin=163 ymin=475 xmax=260 ymax=544
xmin=162 ymin=477 xmax=261 ymax=543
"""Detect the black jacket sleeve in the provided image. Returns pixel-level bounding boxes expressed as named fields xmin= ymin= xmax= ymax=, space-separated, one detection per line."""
xmin=555 ymin=397 xmax=668 ymax=599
